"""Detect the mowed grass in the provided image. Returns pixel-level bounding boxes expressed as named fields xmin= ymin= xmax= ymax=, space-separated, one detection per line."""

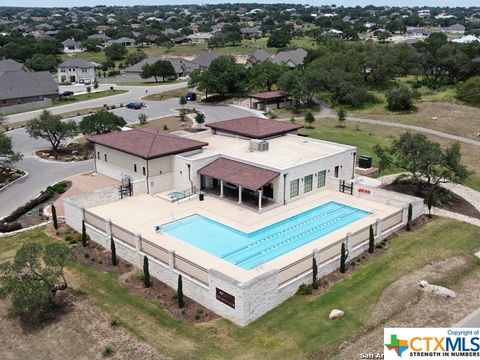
xmin=300 ymin=118 xmax=480 ymax=192
xmin=1 ymin=219 xmax=479 ymax=359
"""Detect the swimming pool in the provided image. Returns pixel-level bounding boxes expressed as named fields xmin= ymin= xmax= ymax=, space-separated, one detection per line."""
xmin=162 ymin=201 xmax=370 ymax=270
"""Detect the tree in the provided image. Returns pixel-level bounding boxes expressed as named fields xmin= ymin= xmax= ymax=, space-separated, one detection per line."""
xmin=427 ymin=188 xmax=435 ymax=218
xmin=104 ymin=43 xmax=127 ymax=61
xmin=26 ymin=110 xmax=78 ymax=155
xmin=304 ymin=110 xmax=315 ymax=128
xmin=141 ymin=60 xmax=176 ymax=82
xmin=26 ymin=54 xmax=59 ymax=71
xmin=178 ymin=108 xmax=187 ymax=126
xmin=79 ymin=111 xmax=126 ymax=135
xmin=368 ymin=224 xmax=375 ymax=254
xmin=0 ymin=133 xmax=22 ymax=169
xmin=267 ymin=29 xmax=292 ymax=47
xmin=0 ymin=243 xmax=74 ymax=319
xmin=177 ymin=274 xmax=185 ymax=308
xmin=51 ymin=204 xmax=58 ymax=230
xmin=124 ymin=50 xmax=147 ymax=67
xmin=456 ymin=77 xmax=480 ymax=106
xmin=208 ymin=35 xmax=225 ymax=48
xmin=374 ymin=132 xmax=470 ymax=193
xmin=337 ymin=108 xmax=347 ymax=128
xmin=81 ymin=221 xmax=87 ymax=247
xmin=179 ymin=95 xmax=187 ymax=107
xmin=82 ymin=39 xmax=102 ymax=52
xmin=143 ymin=256 xmax=151 ymax=288
xmin=138 ymin=113 xmax=147 ymax=125
xmin=385 ymin=86 xmax=419 ymax=111
xmin=406 ymin=203 xmax=413 ymax=231
xmin=110 ymin=236 xmax=117 ymax=266
xmin=195 ymin=112 xmax=205 ymax=126
xmin=312 ymin=257 xmax=318 ymax=290
xmin=340 ymin=242 xmax=348 ymax=273
xmin=248 ymin=61 xmax=285 ymax=91
xmin=223 ymin=24 xmax=242 ymax=46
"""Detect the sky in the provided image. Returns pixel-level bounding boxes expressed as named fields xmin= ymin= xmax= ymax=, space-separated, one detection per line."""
xmin=1 ymin=0 xmax=479 ymax=8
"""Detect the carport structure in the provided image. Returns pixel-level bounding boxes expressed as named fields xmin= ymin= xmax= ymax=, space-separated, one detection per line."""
xmin=249 ymin=90 xmax=291 ymax=111
xmin=198 ymin=157 xmax=279 ymax=211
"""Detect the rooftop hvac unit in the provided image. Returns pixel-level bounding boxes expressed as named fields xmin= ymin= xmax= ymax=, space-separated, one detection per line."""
xmin=249 ymin=139 xmax=269 ymax=152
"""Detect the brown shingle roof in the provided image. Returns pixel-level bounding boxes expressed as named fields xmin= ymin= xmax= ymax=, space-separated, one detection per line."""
xmin=206 ymin=117 xmax=303 ymax=139
xmin=250 ymin=90 xmax=289 ymax=100
xmin=198 ymin=157 xmax=280 ymax=190
xmin=87 ymin=129 xmax=208 ymax=159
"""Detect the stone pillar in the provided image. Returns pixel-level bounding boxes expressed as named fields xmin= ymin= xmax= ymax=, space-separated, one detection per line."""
xmin=238 ymin=186 xmax=242 ymax=204
xmin=220 ymin=180 xmax=224 ymax=198
xmin=376 ymin=218 xmax=382 ymax=239
xmin=258 ymin=189 xmax=263 ymax=211
xmin=169 ymin=250 xmax=175 ymax=270
xmin=105 ymin=218 xmax=112 ymax=237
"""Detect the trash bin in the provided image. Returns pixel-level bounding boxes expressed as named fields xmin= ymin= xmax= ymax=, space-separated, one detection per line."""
xmin=199 ymin=193 xmax=204 ymax=201
xmin=359 ymin=156 xmax=372 ymax=169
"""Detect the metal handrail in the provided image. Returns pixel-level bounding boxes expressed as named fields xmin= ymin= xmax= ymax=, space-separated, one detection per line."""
xmin=169 ymin=186 xmax=197 ymax=202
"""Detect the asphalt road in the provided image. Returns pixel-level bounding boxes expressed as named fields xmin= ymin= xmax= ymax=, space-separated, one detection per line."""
xmin=0 ymin=84 xmax=259 ymax=219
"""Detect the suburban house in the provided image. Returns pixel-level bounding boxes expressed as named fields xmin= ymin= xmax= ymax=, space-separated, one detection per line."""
xmin=125 ymin=57 xmax=196 ymax=78
xmin=444 ymin=24 xmax=465 ymax=34
xmin=62 ymin=38 xmax=83 ymax=53
xmin=187 ymin=32 xmax=213 ymax=44
xmin=245 ymin=48 xmax=271 ymax=67
xmin=452 ymin=35 xmax=480 ymax=43
xmin=240 ymin=25 xmax=263 ymax=38
xmin=173 ymin=36 xmax=191 ymax=45
xmin=0 ymin=60 xmax=57 ymax=115
xmin=192 ymin=51 xmax=218 ymax=69
xmin=88 ymin=33 xmax=112 ymax=44
xmin=57 ymin=58 xmax=96 ymax=84
xmin=108 ymin=37 xmax=136 ymax=47
xmin=66 ymin=116 xmax=422 ymax=326
xmin=272 ymin=48 xmax=307 ymax=68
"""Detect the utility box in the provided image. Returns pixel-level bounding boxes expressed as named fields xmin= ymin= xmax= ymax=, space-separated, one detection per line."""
xmin=359 ymin=155 xmax=372 ymax=169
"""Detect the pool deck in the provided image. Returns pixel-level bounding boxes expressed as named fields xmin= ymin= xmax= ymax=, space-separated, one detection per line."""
xmin=87 ymin=190 xmax=400 ymax=283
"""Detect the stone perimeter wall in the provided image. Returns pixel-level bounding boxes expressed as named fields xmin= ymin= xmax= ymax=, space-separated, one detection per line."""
xmin=64 ymin=184 xmax=423 ymax=327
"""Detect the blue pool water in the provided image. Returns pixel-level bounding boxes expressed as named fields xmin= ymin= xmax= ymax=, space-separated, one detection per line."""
xmin=162 ymin=202 xmax=370 ymax=270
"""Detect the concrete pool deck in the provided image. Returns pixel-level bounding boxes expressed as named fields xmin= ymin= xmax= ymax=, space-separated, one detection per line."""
xmin=86 ymin=189 xmax=400 ymax=283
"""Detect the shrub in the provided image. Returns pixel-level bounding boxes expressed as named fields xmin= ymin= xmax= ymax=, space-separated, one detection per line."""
xmin=81 ymin=221 xmax=87 ymax=247
xmin=51 ymin=204 xmax=58 ymax=230
xmin=102 ymin=345 xmax=114 ymax=357
xmin=406 ymin=203 xmax=413 ymax=231
xmin=2 ymin=190 xmax=54 ymax=223
xmin=312 ymin=257 xmax=318 ymax=290
xmin=368 ymin=224 xmax=375 ymax=254
xmin=110 ymin=318 xmax=120 ymax=327
xmin=296 ymin=283 xmax=313 ymax=295
xmin=0 ymin=222 xmax=22 ymax=233
xmin=110 ymin=236 xmax=117 ymax=266
xmin=385 ymin=86 xmax=419 ymax=111
xmin=65 ymin=235 xmax=73 ymax=242
xmin=177 ymin=274 xmax=185 ymax=308
xmin=143 ymin=256 xmax=151 ymax=288
xmin=456 ymin=77 xmax=480 ymax=106
xmin=107 ymin=70 xmax=120 ymax=77
xmin=304 ymin=111 xmax=315 ymax=127
xmin=340 ymin=242 xmax=348 ymax=273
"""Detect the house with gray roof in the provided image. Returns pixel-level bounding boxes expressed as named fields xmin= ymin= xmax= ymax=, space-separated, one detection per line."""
xmin=0 ymin=59 xmax=31 ymax=73
xmin=0 ymin=65 xmax=57 ymax=115
xmin=272 ymin=48 xmax=307 ymax=68
xmin=245 ymin=49 xmax=271 ymax=67
xmin=88 ymin=33 xmax=111 ymax=43
xmin=62 ymin=38 xmax=83 ymax=53
xmin=240 ymin=25 xmax=262 ymax=38
xmin=57 ymin=58 xmax=96 ymax=84
xmin=108 ymin=37 xmax=136 ymax=47
xmin=125 ymin=57 xmax=197 ymax=78
xmin=192 ymin=51 xmax=218 ymax=69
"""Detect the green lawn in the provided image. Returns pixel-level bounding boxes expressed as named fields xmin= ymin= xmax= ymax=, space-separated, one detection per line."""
xmin=2 ymin=218 xmax=479 ymax=359
xmin=52 ymin=89 xmax=128 ymax=107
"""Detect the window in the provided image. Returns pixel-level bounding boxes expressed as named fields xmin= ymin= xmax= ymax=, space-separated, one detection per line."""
xmin=317 ymin=170 xmax=326 ymax=188
xmin=290 ymin=179 xmax=299 ymax=198
xmin=133 ymin=164 xmax=137 ymax=172
xmin=334 ymin=166 xmax=339 ymax=178
xmin=104 ymin=154 xmax=107 ymax=162
xmin=142 ymin=167 xmax=146 ymax=175
xmin=97 ymin=151 xmax=100 ymax=159
xmin=304 ymin=175 xmax=313 ymax=193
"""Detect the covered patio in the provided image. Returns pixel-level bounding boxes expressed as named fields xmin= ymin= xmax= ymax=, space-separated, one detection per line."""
xmin=249 ymin=90 xmax=292 ymax=111
xmin=198 ymin=157 xmax=279 ymax=211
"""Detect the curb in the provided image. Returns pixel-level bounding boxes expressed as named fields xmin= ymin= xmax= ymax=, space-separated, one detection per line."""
xmin=0 ymin=171 xmax=29 ymax=193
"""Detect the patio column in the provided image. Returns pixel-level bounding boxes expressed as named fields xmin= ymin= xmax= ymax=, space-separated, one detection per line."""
xmin=220 ymin=180 xmax=224 ymax=198
xmin=238 ymin=186 xmax=242 ymax=204
xmin=258 ymin=189 xmax=263 ymax=211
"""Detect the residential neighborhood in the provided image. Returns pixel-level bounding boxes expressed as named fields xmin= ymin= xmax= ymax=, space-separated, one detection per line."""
xmin=0 ymin=2 xmax=479 ymax=360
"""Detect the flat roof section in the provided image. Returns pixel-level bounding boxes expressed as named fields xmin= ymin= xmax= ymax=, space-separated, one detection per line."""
xmin=198 ymin=157 xmax=280 ymax=190
xmin=88 ymin=128 xmax=208 ymax=160
xmin=206 ymin=117 xmax=303 ymax=139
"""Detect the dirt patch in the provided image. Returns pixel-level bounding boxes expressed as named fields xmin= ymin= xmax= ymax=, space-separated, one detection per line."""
xmin=36 ymin=141 xmax=94 ymax=162
xmin=0 ymin=291 xmax=163 ymax=360
xmin=333 ymin=256 xmax=480 ymax=359
xmin=384 ymin=182 xmax=480 ymax=219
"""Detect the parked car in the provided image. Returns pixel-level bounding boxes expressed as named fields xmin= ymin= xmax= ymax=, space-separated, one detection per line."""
xmin=84 ymin=79 xmax=92 ymax=85
xmin=126 ymin=102 xmax=143 ymax=109
xmin=78 ymin=79 xmax=84 ymax=84
xmin=186 ymin=92 xmax=196 ymax=101
xmin=58 ymin=90 xmax=74 ymax=98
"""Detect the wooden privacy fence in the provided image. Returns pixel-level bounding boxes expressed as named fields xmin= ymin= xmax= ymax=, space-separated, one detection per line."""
xmin=140 ymin=237 xmax=169 ymax=265
xmin=111 ymin=223 xmax=135 ymax=247
xmin=383 ymin=210 xmax=403 ymax=232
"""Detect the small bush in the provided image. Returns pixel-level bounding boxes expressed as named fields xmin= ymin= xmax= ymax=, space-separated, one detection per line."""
xmin=385 ymin=86 xmax=419 ymax=111
xmin=102 ymin=345 xmax=114 ymax=357
xmin=68 ymin=239 xmax=77 ymax=245
xmin=0 ymin=222 xmax=22 ymax=233
xmin=65 ymin=235 xmax=73 ymax=242
xmin=196 ymin=308 xmax=204 ymax=316
xmin=296 ymin=283 xmax=313 ymax=295
xmin=163 ymin=125 xmax=169 ymax=130
xmin=84 ymin=252 xmax=90 ymax=258
xmin=110 ymin=318 xmax=120 ymax=327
